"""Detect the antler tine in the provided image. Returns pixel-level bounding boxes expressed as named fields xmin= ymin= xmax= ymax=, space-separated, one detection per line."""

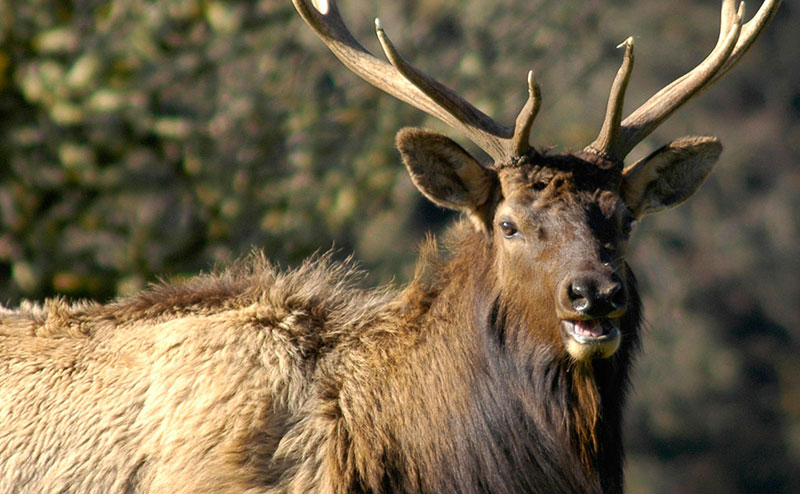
xmin=607 ymin=1 xmax=745 ymax=160
xmin=512 ymin=71 xmax=542 ymax=156
xmin=374 ymin=20 xmax=513 ymax=161
xmin=708 ymin=0 xmax=782 ymax=85
xmin=293 ymin=0 xmax=516 ymax=162
xmin=633 ymin=0 xmax=776 ymax=115
xmin=588 ymin=0 xmax=781 ymax=162
xmin=587 ymin=38 xmax=635 ymax=159
xmin=292 ymin=0 xmax=456 ymax=129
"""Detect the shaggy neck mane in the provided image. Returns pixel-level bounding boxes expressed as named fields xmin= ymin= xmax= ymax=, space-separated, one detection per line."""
xmin=401 ymin=220 xmax=642 ymax=492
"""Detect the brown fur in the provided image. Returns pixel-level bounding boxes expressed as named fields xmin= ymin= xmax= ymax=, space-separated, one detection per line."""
xmin=0 ymin=217 xmax=641 ymax=493
xmin=0 ymin=253 xmax=393 ymax=493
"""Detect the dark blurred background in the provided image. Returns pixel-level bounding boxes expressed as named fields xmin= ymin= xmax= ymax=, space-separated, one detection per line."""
xmin=0 ymin=0 xmax=796 ymax=491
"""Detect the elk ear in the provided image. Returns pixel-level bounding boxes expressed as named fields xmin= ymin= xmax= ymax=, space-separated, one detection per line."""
xmin=621 ymin=136 xmax=721 ymax=219
xmin=396 ymin=128 xmax=497 ymax=229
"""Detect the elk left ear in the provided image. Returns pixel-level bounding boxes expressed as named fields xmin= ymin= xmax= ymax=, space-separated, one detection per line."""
xmin=621 ymin=136 xmax=722 ymax=219
xmin=397 ymin=127 xmax=497 ymax=230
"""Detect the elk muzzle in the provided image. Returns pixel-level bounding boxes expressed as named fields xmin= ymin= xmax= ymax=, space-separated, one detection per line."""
xmin=557 ymin=272 xmax=627 ymax=360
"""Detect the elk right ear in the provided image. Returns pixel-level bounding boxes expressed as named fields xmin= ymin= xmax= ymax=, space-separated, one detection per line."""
xmin=397 ymin=128 xmax=497 ymax=229
xmin=621 ymin=136 xmax=722 ymax=219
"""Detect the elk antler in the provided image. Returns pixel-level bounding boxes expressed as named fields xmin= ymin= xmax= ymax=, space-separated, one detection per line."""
xmin=587 ymin=0 xmax=781 ymax=162
xmin=292 ymin=0 xmax=540 ymax=163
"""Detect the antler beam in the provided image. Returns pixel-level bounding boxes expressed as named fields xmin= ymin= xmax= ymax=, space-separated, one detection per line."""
xmin=292 ymin=0 xmax=539 ymax=163
xmin=587 ymin=0 xmax=781 ymax=162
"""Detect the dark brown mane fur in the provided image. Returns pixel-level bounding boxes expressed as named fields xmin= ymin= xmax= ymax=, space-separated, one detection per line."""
xmin=398 ymin=221 xmax=643 ymax=493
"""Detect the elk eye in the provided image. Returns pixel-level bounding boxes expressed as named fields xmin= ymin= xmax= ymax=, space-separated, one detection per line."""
xmin=531 ymin=181 xmax=548 ymax=191
xmin=499 ymin=220 xmax=519 ymax=238
xmin=622 ymin=218 xmax=637 ymax=236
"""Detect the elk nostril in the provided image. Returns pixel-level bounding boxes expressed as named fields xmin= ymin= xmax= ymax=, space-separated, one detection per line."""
xmin=609 ymin=283 xmax=627 ymax=310
xmin=568 ymin=279 xmax=593 ymax=313
xmin=569 ymin=281 xmax=586 ymax=298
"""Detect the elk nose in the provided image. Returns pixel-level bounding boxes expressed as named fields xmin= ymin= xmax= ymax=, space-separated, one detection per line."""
xmin=568 ymin=275 xmax=626 ymax=318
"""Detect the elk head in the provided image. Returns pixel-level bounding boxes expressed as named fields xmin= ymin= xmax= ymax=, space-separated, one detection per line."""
xmin=293 ymin=0 xmax=780 ymax=361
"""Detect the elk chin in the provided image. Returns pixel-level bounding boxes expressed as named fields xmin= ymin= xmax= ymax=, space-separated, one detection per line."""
xmin=561 ymin=319 xmax=621 ymax=361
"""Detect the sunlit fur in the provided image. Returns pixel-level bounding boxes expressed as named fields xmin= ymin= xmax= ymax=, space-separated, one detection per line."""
xmin=1 ymin=193 xmax=642 ymax=493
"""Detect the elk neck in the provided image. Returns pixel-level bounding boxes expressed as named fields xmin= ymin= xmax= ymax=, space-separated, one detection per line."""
xmin=393 ymin=221 xmax=644 ymax=491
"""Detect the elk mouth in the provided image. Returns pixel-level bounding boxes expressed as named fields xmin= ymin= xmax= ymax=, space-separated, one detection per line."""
xmin=561 ymin=319 xmax=621 ymax=360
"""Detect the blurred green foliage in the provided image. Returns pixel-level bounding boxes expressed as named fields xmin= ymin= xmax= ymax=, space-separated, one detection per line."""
xmin=0 ymin=0 xmax=797 ymax=492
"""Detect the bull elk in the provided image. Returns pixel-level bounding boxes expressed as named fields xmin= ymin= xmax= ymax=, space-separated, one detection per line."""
xmin=0 ymin=0 xmax=781 ymax=492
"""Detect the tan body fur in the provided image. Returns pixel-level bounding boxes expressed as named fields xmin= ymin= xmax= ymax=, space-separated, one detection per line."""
xmin=0 ymin=255 xmax=403 ymax=493
xmin=0 ymin=224 xmax=639 ymax=493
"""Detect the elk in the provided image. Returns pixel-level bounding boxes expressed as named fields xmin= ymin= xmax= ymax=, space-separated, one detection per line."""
xmin=0 ymin=0 xmax=780 ymax=492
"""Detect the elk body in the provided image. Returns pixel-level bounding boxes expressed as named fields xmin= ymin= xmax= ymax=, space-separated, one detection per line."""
xmin=0 ymin=0 xmax=780 ymax=493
